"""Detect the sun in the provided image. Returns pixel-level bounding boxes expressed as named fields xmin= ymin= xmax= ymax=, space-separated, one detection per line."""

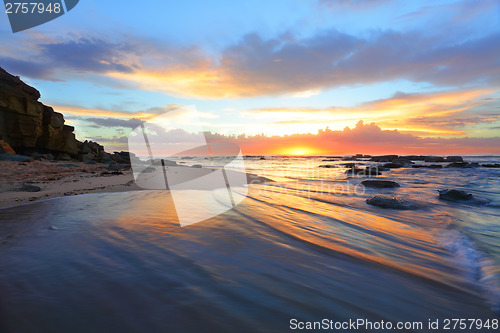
xmin=285 ymin=147 xmax=314 ymax=156
xmin=291 ymin=149 xmax=308 ymax=155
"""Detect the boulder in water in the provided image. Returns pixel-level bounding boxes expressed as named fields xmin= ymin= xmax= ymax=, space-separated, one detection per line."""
xmin=438 ymin=189 xmax=473 ymax=201
xmin=361 ymin=180 xmax=400 ymax=188
xmin=366 ymin=195 xmax=413 ymax=210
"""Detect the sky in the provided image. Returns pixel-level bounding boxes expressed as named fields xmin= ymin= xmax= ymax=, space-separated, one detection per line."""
xmin=1 ymin=0 xmax=499 ymax=155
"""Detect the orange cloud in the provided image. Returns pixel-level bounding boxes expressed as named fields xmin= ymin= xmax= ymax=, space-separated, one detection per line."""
xmin=215 ymin=120 xmax=500 ymax=155
xmin=54 ymin=104 xmax=180 ymax=121
xmin=242 ymin=89 xmax=494 ymax=136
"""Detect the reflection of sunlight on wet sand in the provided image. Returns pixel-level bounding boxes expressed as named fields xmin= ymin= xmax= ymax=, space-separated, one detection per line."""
xmin=112 ymin=191 xmax=180 ymax=234
xmin=238 ymin=186 xmax=458 ymax=288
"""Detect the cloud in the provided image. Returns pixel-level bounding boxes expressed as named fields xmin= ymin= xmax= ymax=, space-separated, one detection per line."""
xmin=107 ymin=28 xmax=500 ymax=99
xmin=242 ymin=89 xmax=497 ymax=136
xmin=2 ymin=13 xmax=499 ymax=99
xmin=215 ymin=120 xmax=500 ymax=155
xmin=0 ymin=38 xmax=139 ymax=80
xmin=55 ymin=104 xmax=180 ymax=121
xmin=85 ymin=117 xmax=144 ymax=129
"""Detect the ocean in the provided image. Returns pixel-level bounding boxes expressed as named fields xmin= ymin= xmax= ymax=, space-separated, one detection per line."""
xmin=1 ymin=156 xmax=499 ymax=332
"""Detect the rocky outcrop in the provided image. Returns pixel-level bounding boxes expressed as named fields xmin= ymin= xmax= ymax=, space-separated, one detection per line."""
xmin=0 ymin=67 xmax=81 ymax=158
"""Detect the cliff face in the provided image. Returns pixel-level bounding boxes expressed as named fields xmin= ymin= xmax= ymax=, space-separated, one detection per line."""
xmin=0 ymin=67 xmax=80 ymax=157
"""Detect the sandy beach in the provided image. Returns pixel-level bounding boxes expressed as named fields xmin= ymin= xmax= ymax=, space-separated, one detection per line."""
xmin=0 ymin=160 xmax=274 ymax=209
xmin=0 ymin=160 xmax=141 ymax=209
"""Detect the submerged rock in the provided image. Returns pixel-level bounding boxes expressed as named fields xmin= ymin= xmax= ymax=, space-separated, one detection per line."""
xmin=366 ymin=195 xmax=413 ymax=210
xmin=361 ymin=180 xmax=400 ymax=188
xmin=319 ymin=164 xmax=336 ymax=168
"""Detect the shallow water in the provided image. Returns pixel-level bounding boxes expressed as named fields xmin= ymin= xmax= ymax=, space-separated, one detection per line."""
xmin=1 ymin=156 xmax=499 ymax=332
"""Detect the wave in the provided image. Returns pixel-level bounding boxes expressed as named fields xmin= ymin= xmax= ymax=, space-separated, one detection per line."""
xmin=440 ymin=226 xmax=500 ymax=312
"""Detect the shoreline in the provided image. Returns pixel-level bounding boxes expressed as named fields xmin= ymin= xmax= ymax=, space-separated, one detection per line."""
xmin=0 ymin=160 xmax=273 ymax=209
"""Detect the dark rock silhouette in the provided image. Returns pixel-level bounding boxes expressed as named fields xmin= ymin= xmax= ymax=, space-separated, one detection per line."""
xmin=361 ymin=180 xmax=400 ymax=188
xmin=0 ymin=67 xmax=115 ymax=163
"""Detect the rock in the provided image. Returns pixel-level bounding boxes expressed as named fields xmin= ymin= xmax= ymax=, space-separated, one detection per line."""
xmin=370 ymin=155 xmax=398 ymax=162
xmin=0 ymin=67 xmax=86 ymax=158
xmin=446 ymin=162 xmax=480 ymax=168
xmin=101 ymin=171 xmax=123 ymax=175
xmin=142 ymin=166 xmax=156 ymax=173
xmin=361 ymin=180 xmax=400 ymax=188
xmin=101 ymin=155 xmax=115 ymax=164
xmin=80 ymin=140 xmax=91 ymax=154
xmin=366 ymin=195 xmax=413 ymax=210
xmin=79 ymin=152 xmax=95 ymax=162
xmin=117 ymin=163 xmax=130 ymax=168
xmin=106 ymin=164 xmax=119 ymax=171
xmin=383 ymin=162 xmax=404 ymax=168
xmin=322 ymin=159 xmax=338 ymax=162
xmin=57 ymin=153 xmax=72 ymax=161
xmin=259 ymin=157 xmax=266 ymax=160
xmin=41 ymin=153 xmax=54 ymax=161
xmin=85 ymin=160 xmax=98 ymax=164
xmin=424 ymin=156 xmax=445 ymax=162
xmin=482 ymin=164 xmax=500 ymax=168
xmin=0 ymin=153 xmax=33 ymax=162
xmin=438 ymin=189 xmax=489 ymax=204
xmin=190 ymin=164 xmax=203 ymax=168
xmin=412 ymin=164 xmax=443 ymax=168
xmin=438 ymin=189 xmax=473 ymax=201
xmin=110 ymin=151 xmax=132 ymax=164
xmin=403 ymin=155 xmax=427 ymax=161
xmin=57 ymin=164 xmax=80 ymax=168
xmin=147 ymin=158 xmax=176 ymax=166
xmin=0 ymin=140 xmax=15 ymax=154
xmin=346 ymin=167 xmax=381 ymax=176
xmin=446 ymin=156 xmax=463 ymax=162
xmin=16 ymin=184 xmax=41 ymax=192
xmin=319 ymin=164 xmax=336 ymax=168
xmin=341 ymin=163 xmax=357 ymax=168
